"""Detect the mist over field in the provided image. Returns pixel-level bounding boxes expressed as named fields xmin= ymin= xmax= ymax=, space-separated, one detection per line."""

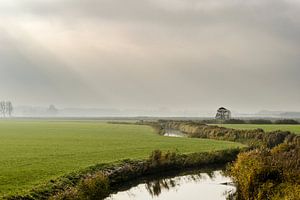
xmin=1 ymin=0 xmax=300 ymax=114
xmin=1 ymin=2 xmax=300 ymax=199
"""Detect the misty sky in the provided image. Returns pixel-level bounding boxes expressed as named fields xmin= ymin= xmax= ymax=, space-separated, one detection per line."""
xmin=0 ymin=0 xmax=300 ymax=113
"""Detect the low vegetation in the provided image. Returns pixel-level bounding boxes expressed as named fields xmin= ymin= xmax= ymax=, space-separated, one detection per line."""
xmin=215 ymin=124 xmax=300 ymax=134
xmin=228 ymin=142 xmax=300 ymax=200
xmin=274 ymin=119 xmax=299 ymax=124
xmin=162 ymin=121 xmax=300 ymax=147
xmin=201 ymin=118 xmax=299 ymax=125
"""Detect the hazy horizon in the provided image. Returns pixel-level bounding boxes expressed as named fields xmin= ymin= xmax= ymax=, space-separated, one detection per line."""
xmin=8 ymin=104 xmax=300 ymax=118
xmin=1 ymin=0 xmax=300 ymax=113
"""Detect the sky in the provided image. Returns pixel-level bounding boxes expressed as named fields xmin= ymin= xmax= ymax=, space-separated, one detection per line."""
xmin=0 ymin=0 xmax=300 ymax=113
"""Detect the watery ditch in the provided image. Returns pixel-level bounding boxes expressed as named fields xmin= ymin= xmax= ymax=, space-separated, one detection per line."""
xmin=103 ymin=130 xmax=236 ymax=200
xmin=102 ymin=128 xmax=235 ymax=200
xmin=105 ymin=169 xmax=235 ymax=200
xmin=163 ymin=129 xmax=186 ymax=137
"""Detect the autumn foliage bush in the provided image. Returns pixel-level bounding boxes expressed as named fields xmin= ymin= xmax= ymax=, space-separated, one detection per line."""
xmin=51 ymin=172 xmax=110 ymax=200
xmin=229 ymin=143 xmax=300 ymax=200
xmin=78 ymin=172 xmax=110 ymax=200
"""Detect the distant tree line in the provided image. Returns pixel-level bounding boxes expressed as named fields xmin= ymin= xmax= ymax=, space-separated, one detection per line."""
xmin=0 ymin=101 xmax=13 ymax=118
xmin=200 ymin=118 xmax=299 ymax=124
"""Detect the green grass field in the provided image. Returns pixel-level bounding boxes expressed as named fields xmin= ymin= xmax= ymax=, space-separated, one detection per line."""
xmin=213 ymin=124 xmax=300 ymax=134
xmin=0 ymin=121 xmax=243 ymax=196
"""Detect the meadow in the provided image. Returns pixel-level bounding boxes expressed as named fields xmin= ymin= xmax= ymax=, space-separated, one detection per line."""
xmin=0 ymin=121 xmax=243 ymax=196
xmin=213 ymin=124 xmax=300 ymax=134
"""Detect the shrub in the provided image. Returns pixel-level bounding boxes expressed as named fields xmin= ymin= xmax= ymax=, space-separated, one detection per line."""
xmin=199 ymin=119 xmax=218 ymax=124
xmin=274 ymin=119 xmax=299 ymax=124
xmin=149 ymin=150 xmax=163 ymax=167
xmin=229 ymin=143 xmax=300 ymax=200
xmin=50 ymin=188 xmax=80 ymax=200
xmin=78 ymin=172 xmax=110 ymax=200
xmin=224 ymin=119 xmax=246 ymax=124
xmin=248 ymin=119 xmax=273 ymax=124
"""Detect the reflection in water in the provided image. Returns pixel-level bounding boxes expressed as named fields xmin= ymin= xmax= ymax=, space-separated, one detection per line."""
xmin=163 ymin=129 xmax=186 ymax=137
xmin=106 ymin=170 xmax=236 ymax=200
xmin=145 ymin=178 xmax=177 ymax=197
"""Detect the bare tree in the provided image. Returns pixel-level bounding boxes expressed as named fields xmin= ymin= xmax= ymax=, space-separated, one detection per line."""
xmin=0 ymin=101 xmax=6 ymax=118
xmin=6 ymin=101 xmax=13 ymax=117
xmin=0 ymin=101 xmax=13 ymax=118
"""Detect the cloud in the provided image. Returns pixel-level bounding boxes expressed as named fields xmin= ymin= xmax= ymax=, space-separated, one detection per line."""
xmin=0 ymin=0 xmax=299 ymax=112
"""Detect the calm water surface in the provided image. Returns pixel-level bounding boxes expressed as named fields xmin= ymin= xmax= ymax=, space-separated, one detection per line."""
xmin=163 ymin=129 xmax=186 ymax=137
xmin=106 ymin=170 xmax=235 ymax=200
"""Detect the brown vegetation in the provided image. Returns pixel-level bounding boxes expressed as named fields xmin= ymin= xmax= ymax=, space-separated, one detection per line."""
xmin=228 ymin=142 xmax=300 ymax=200
xmin=162 ymin=121 xmax=300 ymax=148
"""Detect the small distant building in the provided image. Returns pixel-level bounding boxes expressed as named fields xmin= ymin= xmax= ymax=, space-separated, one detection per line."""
xmin=215 ymin=107 xmax=231 ymax=120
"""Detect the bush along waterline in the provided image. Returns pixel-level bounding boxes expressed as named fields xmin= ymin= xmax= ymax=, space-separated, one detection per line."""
xmin=156 ymin=120 xmax=300 ymax=148
xmin=227 ymin=141 xmax=300 ymax=200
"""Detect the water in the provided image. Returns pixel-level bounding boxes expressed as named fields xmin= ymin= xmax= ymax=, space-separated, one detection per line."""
xmin=106 ymin=170 xmax=236 ymax=200
xmin=163 ymin=129 xmax=186 ymax=137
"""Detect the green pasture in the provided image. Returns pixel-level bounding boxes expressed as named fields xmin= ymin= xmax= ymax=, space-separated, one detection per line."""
xmin=0 ymin=121 xmax=243 ymax=196
xmin=213 ymin=124 xmax=300 ymax=134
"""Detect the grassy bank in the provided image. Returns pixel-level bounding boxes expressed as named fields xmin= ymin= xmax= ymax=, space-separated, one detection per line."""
xmin=212 ymin=124 xmax=300 ymax=134
xmin=5 ymin=149 xmax=240 ymax=200
xmin=0 ymin=121 xmax=243 ymax=196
